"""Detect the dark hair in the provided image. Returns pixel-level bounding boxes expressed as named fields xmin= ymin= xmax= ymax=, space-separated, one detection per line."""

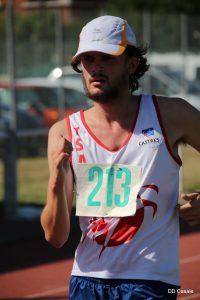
xmin=71 ymin=44 xmax=150 ymax=93
xmin=125 ymin=45 xmax=150 ymax=93
xmin=71 ymin=58 xmax=82 ymax=74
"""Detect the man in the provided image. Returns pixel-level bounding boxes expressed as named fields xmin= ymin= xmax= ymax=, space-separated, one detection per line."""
xmin=41 ymin=15 xmax=200 ymax=299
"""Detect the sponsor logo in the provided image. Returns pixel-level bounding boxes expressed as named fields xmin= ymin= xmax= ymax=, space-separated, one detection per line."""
xmin=139 ymin=127 xmax=161 ymax=146
xmin=139 ymin=137 xmax=160 ymax=146
xmin=142 ymin=127 xmax=154 ymax=137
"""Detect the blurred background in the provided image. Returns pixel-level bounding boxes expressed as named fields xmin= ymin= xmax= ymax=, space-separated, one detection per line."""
xmin=0 ymin=0 xmax=200 ymax=293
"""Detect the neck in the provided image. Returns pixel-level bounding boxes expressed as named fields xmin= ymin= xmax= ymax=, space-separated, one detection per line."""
xmin=86 ymin=94 xmax=139 ymax=127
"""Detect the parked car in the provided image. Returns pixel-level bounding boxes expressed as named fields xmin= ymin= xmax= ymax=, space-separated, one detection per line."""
xmin=0 ymin=83 xmax=43 ymax=131
xmin=16 ymin=77 xmax=92 ymax=127
xmin=0 ymin=78 xmax=92 ymax=156
xmin=0 ymin=85 xmax=45 ymax=156
xmin=0 ymin=77 xmax=92 ymax=130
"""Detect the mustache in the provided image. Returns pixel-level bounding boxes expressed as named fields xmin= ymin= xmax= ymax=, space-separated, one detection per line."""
xmin=90 ymin=72 xmax=108 ymax=81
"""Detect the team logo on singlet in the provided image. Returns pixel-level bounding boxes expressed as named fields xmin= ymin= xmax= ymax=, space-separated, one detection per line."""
xmin=81 ymin=184 xmax=159 ymax=258
xmin=139 ymin=127 xmax=162 ymax=147
xmin=142 ymin=127 xmax=154 ymax=137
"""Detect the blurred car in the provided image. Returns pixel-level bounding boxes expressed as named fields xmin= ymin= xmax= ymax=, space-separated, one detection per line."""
xmin=0 ymin=83 xmax=43 ymax=131
xmin=0 ymin=77 xmax=92 ymax=156
xmin=139 ymin=67 xmax=200 ymax=110
xmin=0 ymin=76 xmax=92 ymax=130
xmin=0 ymin=84 xmax=46 ymax=156
xmin=16 ymin=77 xmax=92 ymax=128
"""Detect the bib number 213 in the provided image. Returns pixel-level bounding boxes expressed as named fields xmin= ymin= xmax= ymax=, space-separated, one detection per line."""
xmin=76 ymin=163 xmax=141 ymax=217
xmin=88 ymin=166 xmax=131 ymax=208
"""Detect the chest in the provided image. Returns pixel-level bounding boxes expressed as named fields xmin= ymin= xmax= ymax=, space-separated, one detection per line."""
xmin=88 ymin=125 xmax=132 ymax=151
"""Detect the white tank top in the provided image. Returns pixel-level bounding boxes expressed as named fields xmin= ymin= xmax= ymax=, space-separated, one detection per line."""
xmin=67 ymin=94 xmax=182 ymax=286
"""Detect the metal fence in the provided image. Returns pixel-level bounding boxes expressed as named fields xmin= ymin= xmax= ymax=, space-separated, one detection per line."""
xmin=0 ymin=5 xmax=200 ymax=218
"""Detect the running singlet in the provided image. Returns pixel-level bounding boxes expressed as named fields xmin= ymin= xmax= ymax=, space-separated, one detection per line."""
xmin=66 ymin=94 xmax=182 ymax=286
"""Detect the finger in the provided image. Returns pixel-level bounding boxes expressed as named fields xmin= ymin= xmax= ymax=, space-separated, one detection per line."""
xmin=178 ymin=208 xmax=197 ymax=217
xmin=181 ymin=192 xmax=200 ymax=202
xmin=179 ymin=211 xmax=199 ymax=219
xmin=177 ymin=202 xmax=192 ymax=211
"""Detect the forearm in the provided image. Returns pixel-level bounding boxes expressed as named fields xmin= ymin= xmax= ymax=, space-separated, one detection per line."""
xmin=42 ymin=122 xmax=74 ymax=247
xmin=41 ymin=178 xmax=72 ymax=248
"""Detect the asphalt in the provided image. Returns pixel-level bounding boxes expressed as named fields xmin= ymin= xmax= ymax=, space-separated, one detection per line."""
xmin=0 ymin=206 xmax=81 ymax=273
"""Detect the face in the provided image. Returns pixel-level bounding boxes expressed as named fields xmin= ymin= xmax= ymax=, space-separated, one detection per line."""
xmin=80 ymin=52 xmax=135 ymax=104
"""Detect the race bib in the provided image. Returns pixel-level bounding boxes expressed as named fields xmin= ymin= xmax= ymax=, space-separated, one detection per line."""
xmin=76 ymin=163 xmax=141 ymax=217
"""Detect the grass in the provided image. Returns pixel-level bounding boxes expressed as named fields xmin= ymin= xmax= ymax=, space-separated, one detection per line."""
xmin=18 ymin=157 xmax=49 ymax=205
xmin=0 ymin=156 xmax=49 ymax=206
xmin=0 ymin=145 xmax=199 ymax=206
xmin=181 ymin=145 xmax=200 ymax=192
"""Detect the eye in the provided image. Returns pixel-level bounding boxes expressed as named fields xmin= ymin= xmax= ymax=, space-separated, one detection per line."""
xmin=102 ymin=54 xmax=115 ymax=62
xmin=81 ymin=55 xmax=94 ymax=64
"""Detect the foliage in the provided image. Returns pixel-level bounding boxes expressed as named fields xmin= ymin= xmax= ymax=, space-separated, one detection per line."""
xmin=0 ymin=5 xmax=200 ymax=77
xmin=0 ymin=12 xmax=6 ymax=41
xmin=14 ymin=11 xmax=55 ymax=42
xmin=0 ymin=10 xmax=55 ymax=42
xmin=105 ymin=0 xmax=200 ymax=14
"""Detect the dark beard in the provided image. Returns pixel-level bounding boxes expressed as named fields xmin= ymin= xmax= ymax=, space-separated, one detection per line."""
xmin=82 ymin=71 xmax=129 ymax=104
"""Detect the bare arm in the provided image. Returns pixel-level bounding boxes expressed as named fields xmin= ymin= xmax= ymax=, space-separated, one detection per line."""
xmin=159 ymin=97 xmax=200 ymax=225
xmin=177 ymin=99 xmax=200 ymax=151
xmin=171 ymin=99 xmax=200 ymax=225
xmin=159 ymin=97 xmax=200 ymax=153
xmin=40 ymin=120 xmax=74 ymax=248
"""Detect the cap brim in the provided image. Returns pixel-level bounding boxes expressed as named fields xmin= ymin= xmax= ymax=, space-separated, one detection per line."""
xmin=71 ymin=42 xmax=126 ymax=64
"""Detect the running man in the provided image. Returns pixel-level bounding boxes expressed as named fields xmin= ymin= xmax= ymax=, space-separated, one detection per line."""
xmin=41 ymin=15 xmax=200 ymax=300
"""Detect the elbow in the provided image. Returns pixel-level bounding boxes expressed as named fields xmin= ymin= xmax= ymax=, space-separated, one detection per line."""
xmin=40 ymin=213 xmax=70 ymax=248
xmin=45 ymin=232 xmax=69 ymax=248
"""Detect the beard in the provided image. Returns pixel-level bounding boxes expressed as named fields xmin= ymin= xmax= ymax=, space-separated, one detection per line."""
xmin=82 ymin=70 xmax=129 ymax=104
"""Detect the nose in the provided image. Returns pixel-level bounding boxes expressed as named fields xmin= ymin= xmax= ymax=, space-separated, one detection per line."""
xmin=91 ymin=56 xmax=104 ymax=72
xmin=81 ymin=53 xmax=106 ymax=75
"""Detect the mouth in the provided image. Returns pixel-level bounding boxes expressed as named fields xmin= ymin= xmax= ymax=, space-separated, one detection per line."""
xmin=90 ymin=77 xmax=106 ymax=87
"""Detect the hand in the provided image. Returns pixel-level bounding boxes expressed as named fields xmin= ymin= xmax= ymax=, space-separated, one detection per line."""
xmin=177 ymin=192 xmax=200 ymax=226
xmin=50 ymin=135 xmax=73 ymax=184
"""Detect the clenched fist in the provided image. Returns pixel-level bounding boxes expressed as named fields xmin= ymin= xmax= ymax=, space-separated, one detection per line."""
xmin=177 ymin=192 xmax=200 ymax=226
xmin=49 ymin=134 xmax=73 ymax=186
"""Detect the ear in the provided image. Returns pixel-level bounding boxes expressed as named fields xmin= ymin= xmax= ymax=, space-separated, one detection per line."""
xmin=128 ymin=57 xmax=139 ymax=74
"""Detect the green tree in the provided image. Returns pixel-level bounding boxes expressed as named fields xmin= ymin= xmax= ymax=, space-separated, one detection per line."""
xmin=105 ymin=0 xmax=200 ymax=14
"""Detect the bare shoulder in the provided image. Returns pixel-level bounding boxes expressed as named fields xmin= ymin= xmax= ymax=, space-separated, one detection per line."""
xmin=157 ymin=95 xmax=200 ymax=126
xmin=156 ymin=95 xmax=198 ymax=113
xmin=48 ymin=119 xmax=70 ymax=142
xmin=156 ymin=95 xmax=200 ymax=151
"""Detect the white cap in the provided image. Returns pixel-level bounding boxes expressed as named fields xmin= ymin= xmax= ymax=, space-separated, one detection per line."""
xmin=72 ymin=15 xmax=137 ymax=64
